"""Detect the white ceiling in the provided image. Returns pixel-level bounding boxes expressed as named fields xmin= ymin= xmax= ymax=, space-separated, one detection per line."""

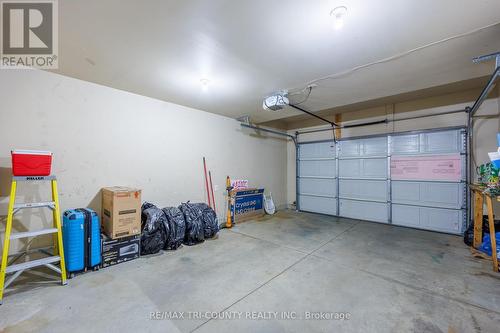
xmin=54 ymin=0 xmax=500 ymax=123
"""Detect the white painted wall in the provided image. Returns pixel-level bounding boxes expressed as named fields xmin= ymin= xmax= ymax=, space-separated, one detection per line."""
xmin=0 ymin=69 xmax=287 ymax=252
xmin=286 ymin=98 xmax=500 ymax=208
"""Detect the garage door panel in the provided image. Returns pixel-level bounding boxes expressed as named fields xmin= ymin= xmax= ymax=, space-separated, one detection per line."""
xmin=391 ymin=134 xmax=419 ymax=154
xmin=364 ymin=158 xmax=387 ymax=178
xmin=299 ymin=141 xmax=336 ymax=159
xmin=299 ymin=195 xmax=337 ymax=215
xmin=339 ymin=199 xmax=388 ymax=223
xmin=391 ymin=130 xmax=463 ymax=155
xmin=363 ymin=137 xmax=387 ymax=156
xmin=339 ymin=158 xmax=387 ymax=178
xmin=299 ymin=159 xmax=335 ymax=178
xmin=338 ymin=137 xmax=387 ymax=158
xmin=392 ymin=204 xmax=463 ymax=234
xmin=338 ymin=140 xmax=360 ymax=158
xmin=299 ymin=178 xmax=337 ymax=197
xmin=421 ymin=130 xmax=461 ymax=154
xmin=339 ymin=179 xmax=387 ymax=201
xmin=461 ymin=154 xmax=466 ymax=181
xmin=392 ymin=181 xmax=463 ymax=209
xmin=338 ymin=159 xmax=359 ymax=177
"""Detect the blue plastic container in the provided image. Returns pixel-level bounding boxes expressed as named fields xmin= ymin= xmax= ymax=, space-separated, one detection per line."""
xmin=62 ymin=208 xmax=101 ymax=274
xmin=488 ymin=152 xmax=500 ymax=169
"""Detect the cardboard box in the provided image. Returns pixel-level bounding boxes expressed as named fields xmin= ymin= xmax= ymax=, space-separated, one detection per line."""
xmin=101 ymin=234 xmax=140 ymax=268
xmin=230 ymin=188 xmax=265 ymax=223
xmin=102 ymin=186 xmax=141 ymax=239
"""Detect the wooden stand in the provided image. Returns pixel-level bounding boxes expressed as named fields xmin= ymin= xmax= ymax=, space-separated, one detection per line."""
xmin=470 ymin=184 xmax=499 ymax=272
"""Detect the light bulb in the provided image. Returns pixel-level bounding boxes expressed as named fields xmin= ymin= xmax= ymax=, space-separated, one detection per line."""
xmin=200 ymin=78 xmax=210 ymax=90
xmin=334 ymin=18 xmax=344 ymax=30
xmin=331 ymin=6 xmax=347 ymax=30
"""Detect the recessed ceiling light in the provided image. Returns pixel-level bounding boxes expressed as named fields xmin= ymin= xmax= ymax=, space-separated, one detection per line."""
xmin=330 ymin=6 xmax=348 ymax=30
xmin=200 ymin=78 xmax=210 ymax=87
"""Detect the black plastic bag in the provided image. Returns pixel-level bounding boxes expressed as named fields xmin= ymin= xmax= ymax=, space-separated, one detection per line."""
xmin=191 ymin=203 xmax=219 ymax=238
xmin=201 ymin=205 xmax=219 ymax=238
xmin=464 ymin=224 xmax=474 ymax=247
xmin=140 ymin=206 xmax=168 ymax=255
xmin=162 ymin=207 xmax=186 ymax=250
xmin=464 ymin=215 xmax=500 ymax=246
xmin=141 ymin=202 xmax=157 ymax=223
xmin=179 ymin=202 xmax=205 ymax=246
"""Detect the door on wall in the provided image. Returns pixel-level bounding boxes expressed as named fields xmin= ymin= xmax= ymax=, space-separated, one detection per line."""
xmin=296 ymin=127 xmax=467 ymax=234
xmin=297 ymin=141 xmax=337 ymax=215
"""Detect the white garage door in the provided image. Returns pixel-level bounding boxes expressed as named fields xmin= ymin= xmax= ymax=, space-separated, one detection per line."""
xmin=338 ymin=137 xmax=389 ymax=223
xmin=297 ymin=127 xmax=467 ymax=234
xmin=297 ymin=141 xmax=337 ymax=215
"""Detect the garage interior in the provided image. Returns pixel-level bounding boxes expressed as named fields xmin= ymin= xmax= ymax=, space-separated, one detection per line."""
xmin=1 ymin=1 xmax=500 ymax=332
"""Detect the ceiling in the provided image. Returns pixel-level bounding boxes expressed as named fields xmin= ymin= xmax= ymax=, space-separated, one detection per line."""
xmin=54 ymin=0 xmax=500 ymax=124
xmin=261 ymin=75 xmax=497 ymax=129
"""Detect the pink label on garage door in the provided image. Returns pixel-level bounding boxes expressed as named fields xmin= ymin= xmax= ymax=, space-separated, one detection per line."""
xmin=391 ymin=154 xmax=462 ymax=181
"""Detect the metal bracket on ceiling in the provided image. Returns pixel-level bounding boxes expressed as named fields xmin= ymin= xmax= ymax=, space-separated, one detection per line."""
xmin=240 ymin=123 xmax=297 ymax=146
xmin=236 ymin=115 xmax=251 ymax=125
xmin=472 ymin=51 xmax=500 ymax=69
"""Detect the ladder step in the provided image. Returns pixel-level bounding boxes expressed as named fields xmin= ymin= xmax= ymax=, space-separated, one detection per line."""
xmin=13 ymin=175 xmax=56 ymax=181
xmin=13 ymin=201 xmax=55 ymax=210
xmin=10 ymin=228 xmax=58 ymax=240
xmin=5 ymin=256 xmax=61 ymax=274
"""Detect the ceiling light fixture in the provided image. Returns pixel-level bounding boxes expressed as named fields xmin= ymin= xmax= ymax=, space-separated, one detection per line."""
xmin=200 ymin=78 xmax=210 ymax=89
xmin=330 ymin=6 xmax=347 ymax=30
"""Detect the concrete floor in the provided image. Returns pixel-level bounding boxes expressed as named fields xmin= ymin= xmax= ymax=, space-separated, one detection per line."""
xmin=1 ymin=210 xmax=500 ymax=333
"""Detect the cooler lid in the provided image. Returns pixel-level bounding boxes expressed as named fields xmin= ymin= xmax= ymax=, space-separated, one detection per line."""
xmin=12 ymin=149 xmax=52 ymax=155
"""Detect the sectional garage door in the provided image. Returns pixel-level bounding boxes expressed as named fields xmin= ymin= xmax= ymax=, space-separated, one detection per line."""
xmin=297 ymin=128 xmax=467 ymax=234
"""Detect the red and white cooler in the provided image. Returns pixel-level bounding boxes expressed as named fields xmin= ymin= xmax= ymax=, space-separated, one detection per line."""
xmin=11 ymin=150 xmax=53 ymax=176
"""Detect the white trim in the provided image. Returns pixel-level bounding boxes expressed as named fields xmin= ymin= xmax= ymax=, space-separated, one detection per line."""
xmin=12 ymin=150 xmax=52 ymax=155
